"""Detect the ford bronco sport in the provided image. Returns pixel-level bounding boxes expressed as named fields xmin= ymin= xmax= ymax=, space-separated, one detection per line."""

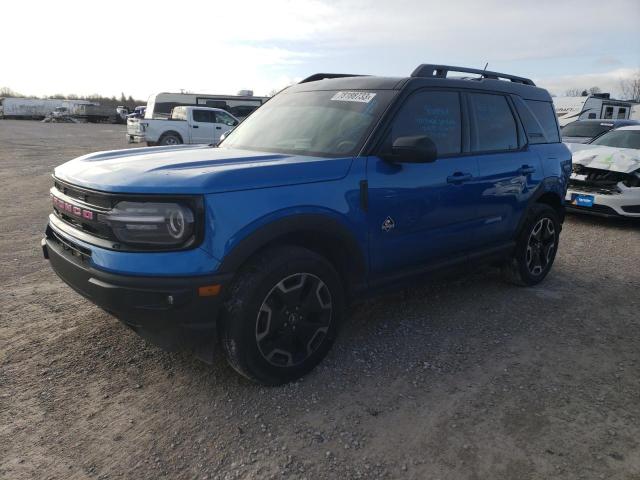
xmin=43 ymin=64 xmax=571 ymax=385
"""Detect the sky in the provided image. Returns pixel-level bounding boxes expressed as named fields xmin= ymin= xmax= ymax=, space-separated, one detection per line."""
xmin=2 ymin=0 xmax=639 ymax=101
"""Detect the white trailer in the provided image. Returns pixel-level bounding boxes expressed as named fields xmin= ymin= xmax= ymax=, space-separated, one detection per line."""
xmin=0 ymin=98 xmax=94 ymax=120
xmin=0 ymin=98 xmax=64 ymax=119
xmin=630 ymin=103 xmax=640 ymax=121
xmin=554 ymin=94 xmax=632 ymax=127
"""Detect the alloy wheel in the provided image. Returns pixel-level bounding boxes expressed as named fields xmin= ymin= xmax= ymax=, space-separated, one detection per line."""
xmin=255 ymin=273 xmax=333 ymax=367
xmin=526 ymin=217 xmax=556 ymax=276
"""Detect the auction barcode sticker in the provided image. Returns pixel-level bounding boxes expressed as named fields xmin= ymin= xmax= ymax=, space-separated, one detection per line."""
xmin=331 ymin=91 xmax=377 ymax=103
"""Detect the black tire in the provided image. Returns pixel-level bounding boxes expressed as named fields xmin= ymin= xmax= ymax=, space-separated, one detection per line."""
xmin=502 ymin=203 xmax=561 ymax=286
xmin=159 ymin=133 xmax=181 ymax=146
xmin=220 ymin=246 xmax=345 ymax=385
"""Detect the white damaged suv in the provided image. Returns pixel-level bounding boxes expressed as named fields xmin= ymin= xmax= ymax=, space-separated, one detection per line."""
xmin=566 ymin=125 xmax=640 ymax=217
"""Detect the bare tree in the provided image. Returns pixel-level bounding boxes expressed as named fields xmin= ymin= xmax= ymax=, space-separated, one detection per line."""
xmin=588 ymin=86 xmax=602 ymax=94
xmin=564 ymin=88 xmax=583 ymax=97
xmin=0 ymin=86 xmax=24 ymax=97
xmin=619 ymin=70 xmax=640 ymax=102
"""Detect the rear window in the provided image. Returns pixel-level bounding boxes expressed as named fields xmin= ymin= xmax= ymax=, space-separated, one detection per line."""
xmin=171 ymin=107 xmax=187 ymax=120
xmin=468 ymin=93 xmax=518 ymax=152
xmin=561 ymin=122 xmax=611 ymax=139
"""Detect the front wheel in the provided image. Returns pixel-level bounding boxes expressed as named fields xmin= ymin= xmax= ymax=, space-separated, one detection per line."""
xmin=502 ymin=203 xmax=561 ymax=286
xmin=220 ymin=246 xmax=344 ymax=385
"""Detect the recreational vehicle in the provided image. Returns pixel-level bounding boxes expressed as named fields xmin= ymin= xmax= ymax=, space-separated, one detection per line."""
xmin=554 ymin=94 xmax=632 ymax=127
xmin=144 ymin=91 xmax=268 ymax=120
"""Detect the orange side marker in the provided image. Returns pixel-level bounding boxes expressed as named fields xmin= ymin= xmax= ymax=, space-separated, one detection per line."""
xmin=198 ymin=284 xmax=221 ymax=297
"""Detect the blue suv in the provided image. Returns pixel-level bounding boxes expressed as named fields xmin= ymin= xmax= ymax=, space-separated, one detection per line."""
xmin=43 ymin=65 xmax=571 ymax=384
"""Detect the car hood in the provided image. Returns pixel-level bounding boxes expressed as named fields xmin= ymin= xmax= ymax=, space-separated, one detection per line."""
xmin=54 ymin=145 xmax=354 ymax=194
xmin=566 ymin=143 xmax=640 ymax=174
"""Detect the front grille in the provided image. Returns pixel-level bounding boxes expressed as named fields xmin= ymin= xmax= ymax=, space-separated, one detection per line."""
xmin=51 ymin=178 xmax=113 ymax=239
xmin=569 ymin=165 xmax=637 ymax=195
xmin=53 ymin=178 xmax=113 ymax=209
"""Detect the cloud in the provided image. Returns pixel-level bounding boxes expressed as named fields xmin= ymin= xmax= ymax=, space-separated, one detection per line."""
xmin=2 ymin=0 xmax=639 ymax=98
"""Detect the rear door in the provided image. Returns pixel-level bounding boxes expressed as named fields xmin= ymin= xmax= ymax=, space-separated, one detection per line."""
xmin=367 ymin=89 xmax=482 ymax=277
xmin=190 ymin=109 xmax=216 ymax=143
xmin=467 ymin=92 xmax=543 ymax=248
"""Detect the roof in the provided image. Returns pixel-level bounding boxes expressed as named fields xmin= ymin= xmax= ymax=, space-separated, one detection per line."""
xmin=289 ymin=64 xmax=551 ymax=101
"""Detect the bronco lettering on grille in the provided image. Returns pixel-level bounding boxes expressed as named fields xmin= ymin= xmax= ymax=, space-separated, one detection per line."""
xmin=51 ymin=194 xmax=94 ymax=220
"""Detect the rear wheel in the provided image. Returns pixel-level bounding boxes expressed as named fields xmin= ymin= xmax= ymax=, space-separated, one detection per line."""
xmin=220 ymin=246 xmax=344 ymax=385
xmin=159 ymin=133 xmax=181 ymax=146
xmin=502 ymin=203 xmax=560 ymax=286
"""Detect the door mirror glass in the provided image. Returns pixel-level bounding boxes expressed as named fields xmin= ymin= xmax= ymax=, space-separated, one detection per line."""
xmin=384 ymin=135 xmax=437 ymax=163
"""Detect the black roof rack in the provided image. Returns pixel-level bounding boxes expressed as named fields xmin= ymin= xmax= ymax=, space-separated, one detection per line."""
xmin=411 ymin=64 xmax=535 ymax=86
xmin=299 ymin=73 xmax=366 ymax=84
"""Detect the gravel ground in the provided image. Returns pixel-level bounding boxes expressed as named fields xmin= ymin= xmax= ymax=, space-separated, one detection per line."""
xmin=1 ymin=120 xmax=639 ymax=480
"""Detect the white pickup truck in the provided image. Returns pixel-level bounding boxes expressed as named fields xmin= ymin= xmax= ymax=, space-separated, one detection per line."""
xmin=127 ymin=106 xmax=239 ymax=146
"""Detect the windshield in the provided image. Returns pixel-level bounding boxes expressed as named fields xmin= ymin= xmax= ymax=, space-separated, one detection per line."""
xmin=590 ymin=129 xmax=640 ymax=149
xmin=561 ymin=122 xmax=612 ymax=138
xmin=220 ymin=89 xmax=396 ymax=157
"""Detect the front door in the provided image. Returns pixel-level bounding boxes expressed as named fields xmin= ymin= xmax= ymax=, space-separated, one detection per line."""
xmin=367 ymin=90 xmax=482 ymax=277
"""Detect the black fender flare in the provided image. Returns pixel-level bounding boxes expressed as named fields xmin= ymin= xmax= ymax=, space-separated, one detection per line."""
xmin=515 ymin=185 xmax=564 ymax=239
xmin=217 ymin=214 xmax=367 ymax=291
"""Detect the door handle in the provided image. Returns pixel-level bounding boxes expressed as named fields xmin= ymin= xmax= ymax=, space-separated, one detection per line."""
xmin=192 ymin=125 xmax=199 ymax=129
xmin=216 ymin=126 xmax=222 ymax=130
xmin=446 ymin=172 xmax=473 ymax=184
xmin=518 ymin=165 xmax=536 ymax=175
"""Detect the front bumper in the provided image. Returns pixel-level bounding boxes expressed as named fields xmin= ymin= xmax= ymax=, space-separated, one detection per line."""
xmin=42 ymin=226 xmax=232 ymax=357
xmin=565 ymin=186 xmax=640 ymax=218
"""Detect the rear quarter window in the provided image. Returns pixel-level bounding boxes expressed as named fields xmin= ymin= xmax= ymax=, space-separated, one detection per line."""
xmin=525 ymin=100 xmax=560 ymax=143
xmin=514 ymin=98 xmax=560 ymax=144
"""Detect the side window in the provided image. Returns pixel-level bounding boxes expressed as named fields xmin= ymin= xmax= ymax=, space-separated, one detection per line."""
xmin=617 ymin=108 xmax=627 ymax=119
xmin=603 ymin=106 xmax=614 ymax=119
xmin=215 ymin=111 xmax=238 ymax=126
xmin=521 ymin=99 xmax=560 ymax=143
xmin=192 ymin=110 xmax=214 ymax=123
xmin=390 ymin=91 xmax=462 ymax=155
xmin=468 ymin=93 xmax=518 ymax=152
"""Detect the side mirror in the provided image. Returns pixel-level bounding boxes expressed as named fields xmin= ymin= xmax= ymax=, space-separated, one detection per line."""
xmin=384 ymin=135 xmax=437 ymax=163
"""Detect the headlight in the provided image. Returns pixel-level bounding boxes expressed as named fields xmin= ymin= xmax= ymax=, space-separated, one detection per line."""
xmin=99 ymin=201 xmax=195 ymax=247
